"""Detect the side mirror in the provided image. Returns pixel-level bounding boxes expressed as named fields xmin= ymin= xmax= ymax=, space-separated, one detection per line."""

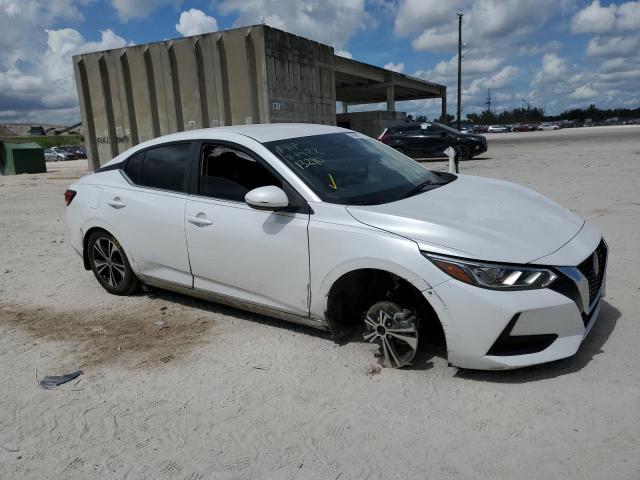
xmin=245 ymin=185 xmax=289 ymax=210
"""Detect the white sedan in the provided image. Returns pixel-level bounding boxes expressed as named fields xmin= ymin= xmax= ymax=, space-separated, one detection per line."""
xmin=65 ymin=124 xmax=607 ymax=370
xmin=487 ymin=125 xmax=508 ymax=133
xmin=539 ymin=123 xmax=561 ymax=131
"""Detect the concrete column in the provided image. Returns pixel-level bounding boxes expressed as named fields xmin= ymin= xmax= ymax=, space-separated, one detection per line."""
xmin=342 ymin=102 xmax=348 ymax=114
xmin=386 ymin=85 xmax=395 ymax=111
xmin=441 ymin=93 xmax=447 ymax=121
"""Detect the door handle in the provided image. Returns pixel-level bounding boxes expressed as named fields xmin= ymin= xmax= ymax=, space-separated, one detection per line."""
xmin=108 ymin=197 xmax=126 ymax=209
xmin=187 ymin=214 xmax=213 ymax=227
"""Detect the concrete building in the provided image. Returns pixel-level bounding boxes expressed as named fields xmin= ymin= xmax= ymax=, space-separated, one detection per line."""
xmin=73 ymin=25 xmax=446 ymax=169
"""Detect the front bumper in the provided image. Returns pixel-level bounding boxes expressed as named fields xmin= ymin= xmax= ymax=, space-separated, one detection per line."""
xmin=425 ymin=240 xmax=607 ymax=370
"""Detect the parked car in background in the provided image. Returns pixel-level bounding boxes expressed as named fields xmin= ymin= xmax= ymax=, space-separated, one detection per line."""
xmin=46 ymin=147 xmax=74 ymax=161
xmin=473 ymin=125 xmax=489 ymax=134
xmin=378 ymin=122 xmax=487 ymax=160
xmin=66 ymin=144 xmax=87 ymax=158
xmin=487 ymin=125 xmax=507 ymax=133
xmin=459 ymin=126 xmax=473 ymax=134
xmin=513 ymin=124 xmax=535 ymax=132
xmin=65 ymin=124 xmax=608 ymax=370
xmin=44 ymin=149 xmax=58 ymax=162
xmin=539 ymin=123 xmax=560 ymax=131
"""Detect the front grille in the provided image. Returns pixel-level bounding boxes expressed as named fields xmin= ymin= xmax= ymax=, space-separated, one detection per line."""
xmin=577 ymin=239 xmax=607 ymax=307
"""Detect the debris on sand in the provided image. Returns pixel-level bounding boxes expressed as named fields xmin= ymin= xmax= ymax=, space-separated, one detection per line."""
xmin=38 ymin=370 xmax=83 ymax=389
xmin=153 ymin=319 xmax=167 ymax=329
xmin=365 ymin=364 xmax=382 ymax=376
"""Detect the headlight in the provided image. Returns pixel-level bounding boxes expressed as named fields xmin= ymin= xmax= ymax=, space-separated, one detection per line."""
xmin=423 ymin=253 xmax=557 ymax=290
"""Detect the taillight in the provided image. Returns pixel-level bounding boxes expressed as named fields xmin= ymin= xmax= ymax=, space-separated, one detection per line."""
xmin=64 ymin=189 xmax=77 ymax=206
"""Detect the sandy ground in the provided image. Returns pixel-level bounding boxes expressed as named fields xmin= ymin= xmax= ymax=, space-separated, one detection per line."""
xmin=0 ymin=125 xmax=639 ymax=479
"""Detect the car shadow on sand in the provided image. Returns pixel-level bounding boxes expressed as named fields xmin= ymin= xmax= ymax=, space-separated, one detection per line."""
xmin=453 ymin=300 xmax=620 ymax=383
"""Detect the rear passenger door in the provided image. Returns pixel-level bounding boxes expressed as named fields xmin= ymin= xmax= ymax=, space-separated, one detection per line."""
xmin=102 ymin=142 xmax=195 ymax=287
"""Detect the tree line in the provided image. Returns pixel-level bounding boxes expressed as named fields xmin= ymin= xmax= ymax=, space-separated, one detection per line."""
xmin=408 ymin=104 xmax=640 ymax=125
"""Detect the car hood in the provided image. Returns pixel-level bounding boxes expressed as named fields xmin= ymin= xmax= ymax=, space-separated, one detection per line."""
xmin=347 ymin=175 xmax=585 ymax=264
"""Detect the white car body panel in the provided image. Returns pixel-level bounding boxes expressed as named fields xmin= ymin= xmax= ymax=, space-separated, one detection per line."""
xmin=347 ymin=175 xmax=585 ymax=264
xmin=65 ymin=124 xmax=607 ymax=371
xmin=93 ymin=171 xmax=192 ymax=286
xmin=185 ymin=195 xmax=310 ymax=315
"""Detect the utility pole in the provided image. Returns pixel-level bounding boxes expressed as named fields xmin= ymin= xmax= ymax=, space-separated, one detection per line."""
xmin=456 ymin=11 xmax=463 ymax=131
xmin=486 ymin=88 xmax=491 ymax=113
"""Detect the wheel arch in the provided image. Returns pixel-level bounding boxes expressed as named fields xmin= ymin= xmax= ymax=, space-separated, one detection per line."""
xmin=80 ymin=220 xmax=128 ymax=270
xmin=319 ymin=263 xmax=447 ymax=353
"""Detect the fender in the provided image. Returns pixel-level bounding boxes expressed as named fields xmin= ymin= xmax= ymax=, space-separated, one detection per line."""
xmin=311 ymin=257 xmax=431 ymax=320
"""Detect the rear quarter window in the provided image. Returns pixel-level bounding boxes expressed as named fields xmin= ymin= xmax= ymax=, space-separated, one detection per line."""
xmin=124 ymin=143 xmax=192 ymax=193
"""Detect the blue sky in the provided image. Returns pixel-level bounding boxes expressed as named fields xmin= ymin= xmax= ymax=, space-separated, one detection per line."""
xmin=1 ymin=0 xmax=639 ymax=124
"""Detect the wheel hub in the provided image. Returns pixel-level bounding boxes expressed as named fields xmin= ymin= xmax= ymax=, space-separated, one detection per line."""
xmin=363 ymin=301 xmax=419 ymax=369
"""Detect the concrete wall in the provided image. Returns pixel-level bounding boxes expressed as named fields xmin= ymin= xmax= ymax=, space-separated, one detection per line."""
xmin=336 ymin=111 xmax=407 ymax=138
xmin=74 ymin=26 xmax=271 ymax=169
xmin=73 ymin=25 xmax=438 ymax=168
xmin=264 ymin=28 xmax=336 ymax=125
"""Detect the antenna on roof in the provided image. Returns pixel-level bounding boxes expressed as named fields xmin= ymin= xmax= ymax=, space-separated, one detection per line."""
xmin=260 ymin=16 xmax=265 ymax=25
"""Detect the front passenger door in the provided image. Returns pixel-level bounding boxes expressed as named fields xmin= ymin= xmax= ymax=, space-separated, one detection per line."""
xmin=184 ymin=143 xmax=311 ymax=316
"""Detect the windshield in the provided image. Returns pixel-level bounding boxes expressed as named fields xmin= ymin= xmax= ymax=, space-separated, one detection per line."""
xmin=264 ymin=132 xmax=453 ymax=205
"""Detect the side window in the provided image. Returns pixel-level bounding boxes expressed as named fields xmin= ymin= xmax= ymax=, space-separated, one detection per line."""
xmin=138 ymin=143 xmax=191 ymax=193
xmin=199 ymin=145 xmax=282 ymax=202
xmin=124 ymin=151 xmax=144 ymax=184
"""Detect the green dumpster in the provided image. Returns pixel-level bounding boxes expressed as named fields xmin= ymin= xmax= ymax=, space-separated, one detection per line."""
xmin=0 ymin=142 xmax=47 ymax=175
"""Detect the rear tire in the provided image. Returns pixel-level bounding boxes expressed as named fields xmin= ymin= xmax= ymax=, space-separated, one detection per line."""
xmin=87 ymin=231 xmax=138 ymax=295
xmin=455 ymin=144 xmax=471 ymax=161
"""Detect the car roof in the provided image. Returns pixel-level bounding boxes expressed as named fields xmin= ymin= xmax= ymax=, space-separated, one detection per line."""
xmin=101 ymin=123 xmax=350 ymax=167
xmin=156 ymin=123 xmax=346 ymax=143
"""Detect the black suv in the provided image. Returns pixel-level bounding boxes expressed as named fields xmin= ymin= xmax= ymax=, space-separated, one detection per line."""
xmin=378 ymin=122 xmax=487 ymax=160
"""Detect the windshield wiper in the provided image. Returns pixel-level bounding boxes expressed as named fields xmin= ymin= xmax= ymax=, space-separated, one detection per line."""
xmin=400 ymin=178 xmax=445 ymax=199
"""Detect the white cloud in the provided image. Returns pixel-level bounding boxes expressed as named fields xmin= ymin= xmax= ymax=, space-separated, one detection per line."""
xmin=176 ymin=9 xmax=218 ymax=37
xmin=568 ymin=85 xmax=598 ymax=99
xmin=618 ymin=1 xmax=640 ymax=30
xmin=586 ymin=35 xmax=640 ymax=57
xmin=466 ymin=65 xmax=519 ymax=95
xmin=335 ymin=49 xmax=353 ymax=59
xmin=599 ymin=57 xmax=637 ymax=74
xmin=394 ymin=0 xmax=454 ymax=35
xmin=532 ymin=53 xmax=568 ymax=85
xmin=571 ymin=0 xmax=617 ymax=33
xmin=518 ymin=40 xmax=563 ymax=56
xmin=571 ymin=0 xmax=640 ymax=33
xmin=411 ymin=30 xmax=458 ymax=52
xmin=0 ymin=0 xmax=129 ymax=125
xmin=383 ymin=61 xmax=405 ymax=73
xmin=219 ymin=0 xmax=367 ymax=50
xmin=111 ymin=0 xmax=182 ymax=21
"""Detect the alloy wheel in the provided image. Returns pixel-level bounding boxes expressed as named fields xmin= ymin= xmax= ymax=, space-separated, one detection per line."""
xmin=363 ymin=301 xmax=419 ymax=368
xmin=92 ymin=237 xmax=126 ymax=288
